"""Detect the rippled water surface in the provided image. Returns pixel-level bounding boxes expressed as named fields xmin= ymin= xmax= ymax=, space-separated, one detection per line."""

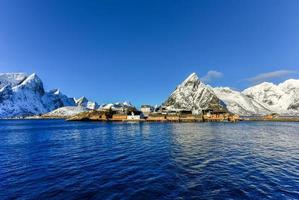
xmin=0 ymin=120 xmax=299 ymax=199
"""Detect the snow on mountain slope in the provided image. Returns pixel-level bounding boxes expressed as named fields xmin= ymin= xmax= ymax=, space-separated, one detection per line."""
xmin=75 ymin=96 xmax=98 ymax=109
xmin=243 ymin=79 xmax=299 ymax=115
xmin=162 ymin=73 xmax=227 ymax=114
xmin=99 ymin=101 xmax=135 ymax=111
xmin=162 ymin=73 xmax=298 ymax=116
xmin=0 ymin=73 xmax=76 ymax=118
xmin=0 ymin=74 xmax=48 ymax=117
xmin=213 ymin=87 xmax=271 ymax=116
xmin=43 ymin=89 xmax=76 ymax=111
xmin=1 ymin=72 xmax=298 ymax=118
xmin=43 ymin=106 xmax=89 ymax=118
xmin=0 ymin=73 xmax=27 ymax=88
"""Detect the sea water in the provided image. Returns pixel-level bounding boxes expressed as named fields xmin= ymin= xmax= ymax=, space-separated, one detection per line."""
xmin=0 ymin=120 xmax=298 ymax=199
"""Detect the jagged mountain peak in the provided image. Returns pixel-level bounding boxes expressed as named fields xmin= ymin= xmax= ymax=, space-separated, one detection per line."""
xmin=0 ymin=72 xmax=81 ymax=118
xmin=172 ymin=73 xmax=203 ymax=96
xmin=243 ymin=79 xmax=299 ymax=94
xmin=0 ymin=72 xmax=28 ymax=88
xmin=75 ymin=96 xmax=98 ymax=110
xmin=48 ymin=89 xmax=62 ymax=95
xmin=75 ymin=96 xmax=88 ymax=104
xmin=119 ymin=101 xmax=134 ymax=107
xmin=242 ymin=79 xmax=299 ymax=115
xmin=278 ymin=79 xmax=299 ymax=89
xmin=214 ymin=86 xmax=233 ymax=92
xmin=243 ymin=82 xmax=276 ymax=93
xmin=100 ymin=101 xmax=135 ymax=109
xmin=19 ymin=73 xmax=41 ymax=84
xmin=163 ymin=73 xmax=227 ymax=114
xmin=181 ymin=72 xmax=199 ymax=85
xmin=14 ymin=73 xmax=45 ymax=96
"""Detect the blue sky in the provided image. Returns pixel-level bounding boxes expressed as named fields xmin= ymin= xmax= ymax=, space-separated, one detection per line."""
xmin=0 ymin=0 xmax=299 ymax=106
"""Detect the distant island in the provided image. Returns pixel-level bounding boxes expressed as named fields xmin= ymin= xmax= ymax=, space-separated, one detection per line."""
xmin=0 ymin=72 xmax=299 ymax=122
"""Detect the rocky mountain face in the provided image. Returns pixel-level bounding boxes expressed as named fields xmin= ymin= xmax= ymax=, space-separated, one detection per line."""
xmin=242 ymin=79 xmax=299 ymax=115
xmin=0 ymin=73 xmax=97 ymax=118
xmin=162 ymin=73 xmax=227 ymax=114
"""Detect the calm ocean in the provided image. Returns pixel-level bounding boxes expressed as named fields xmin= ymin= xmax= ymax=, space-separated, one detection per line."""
xmin=0 ymin=120 xmax=298 ymax=199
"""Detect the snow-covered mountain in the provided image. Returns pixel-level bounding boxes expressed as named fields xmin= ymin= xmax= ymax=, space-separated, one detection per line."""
xmin=162 ymin=73 xmax=299 ymax=116
xmin=43 ymin=89 xmax=76 ymax=111
xmin=0 ymin=73 xmax=76 ymax=118
xmin=0 ymin=73 xmax=27 ymax=88
xmin=99 ymin=101 xmax=135 ymax=111
xmin=213 ymin=87 xmax=271 ymax=116
xmin=243 ymin=79 xmax=299 ymax=115
xmin=75 ymin=96 xmax=98 ymax=110
xmin=1 ymin=72 xmax=298 ymax=118
xmin=0 ymin=73 xmax=98 ymax=118
xmin=162 ymin=73 xmax=227 ymax=114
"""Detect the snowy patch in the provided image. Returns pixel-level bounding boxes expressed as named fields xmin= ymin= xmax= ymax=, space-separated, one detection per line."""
xmin=43 ymin=106 xmax=89 ymax=118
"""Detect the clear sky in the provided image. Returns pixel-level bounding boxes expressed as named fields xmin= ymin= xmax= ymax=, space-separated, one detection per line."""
xmin=0 ymin=0 xmax=299 ymax=106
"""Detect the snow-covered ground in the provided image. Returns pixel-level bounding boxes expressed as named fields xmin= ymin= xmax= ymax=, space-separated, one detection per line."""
xmin=43 ymin=106 xmax=89 ymax=118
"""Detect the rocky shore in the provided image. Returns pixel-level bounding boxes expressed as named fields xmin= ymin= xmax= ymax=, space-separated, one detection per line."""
xmin=243 ymin=117 xmax=299 ymax=122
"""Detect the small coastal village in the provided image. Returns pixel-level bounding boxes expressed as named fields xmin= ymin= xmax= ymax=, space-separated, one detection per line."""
xmin=38 ymin=101 xmax=299 ymax=122
xmin=47 ymin=72 xmax=299 ymax=123
xmin=38 ymin=102 xmax=299 ymax=122
xmin=65 ymin=104 xmax=241 ymax=122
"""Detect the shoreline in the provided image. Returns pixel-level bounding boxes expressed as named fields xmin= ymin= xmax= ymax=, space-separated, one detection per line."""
xmin=2 ymin=116 xmax=299 ymax=123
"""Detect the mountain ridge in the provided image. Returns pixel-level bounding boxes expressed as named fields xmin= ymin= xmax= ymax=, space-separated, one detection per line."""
xmin=242 ymin=79 xmax=299 ymax=115
xmin=162 ymin=72 xmax=299 ymax=116
xmin=1 ymin=72 xmax=298 ymax=118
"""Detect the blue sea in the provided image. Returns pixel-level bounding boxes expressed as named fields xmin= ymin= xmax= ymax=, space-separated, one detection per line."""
xmin=0 ymin=120 xmax=299 ymax=200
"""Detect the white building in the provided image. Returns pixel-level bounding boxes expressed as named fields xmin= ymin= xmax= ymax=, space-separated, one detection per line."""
xmin=127 ymin=112 xmax=141 ymax=120
xmin=141 ymin=105 xmax=154 ymax=117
